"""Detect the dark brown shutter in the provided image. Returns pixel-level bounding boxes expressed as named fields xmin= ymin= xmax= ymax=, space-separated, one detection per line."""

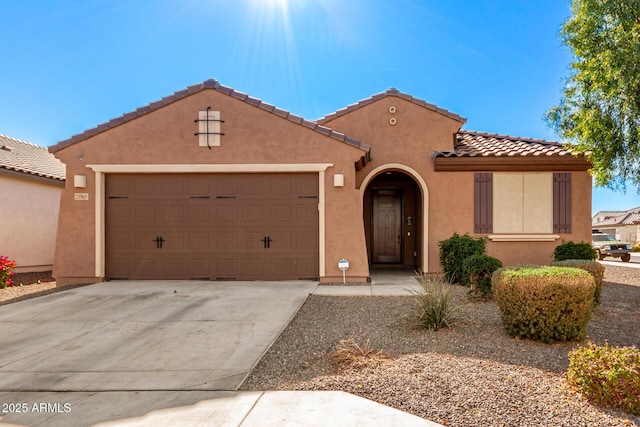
xmin=474 ymin=173 xmax=493 ymax=233
xmin=553 ymin=173 xmax=572 ymax=233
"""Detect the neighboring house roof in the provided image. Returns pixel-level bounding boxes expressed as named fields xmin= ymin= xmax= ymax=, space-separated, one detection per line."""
xmin=49 ymin=79 xmax=371 ymax=155
xmin=0 ymin=134 xmax=65 ymax=182
xmin=315 ymin=88 xmax=467 ymax=124
xmin=593 ymin=206 xmax=640 ymax=226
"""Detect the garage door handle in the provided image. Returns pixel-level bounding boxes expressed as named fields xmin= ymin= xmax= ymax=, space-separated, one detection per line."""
xmin=261 ymin=236 xmax=272 ymax=249
xmin=153 ymin=236 xmax=165 ymax=249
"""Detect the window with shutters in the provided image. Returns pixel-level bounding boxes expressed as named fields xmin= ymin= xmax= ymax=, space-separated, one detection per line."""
xmin=474 ymin=172 xmax=572 ymax=237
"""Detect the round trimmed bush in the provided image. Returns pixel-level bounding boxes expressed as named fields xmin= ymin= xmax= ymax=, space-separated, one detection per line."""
xmin=461 ymin=254 xmax=502 ymax=296
xmin=553 ymin=241 xmax=597 ymax=261
xmin=492 ymin=266 xmax=595 ymax=343
xmin=438 ymin=233 xmax=486 ymax=284
xmin=552 ymin=259 xmax=605 ymax=305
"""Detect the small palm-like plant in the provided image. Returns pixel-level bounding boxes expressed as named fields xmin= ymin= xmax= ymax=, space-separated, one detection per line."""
xmin=408 ymin=272 xmax=460 ymax=331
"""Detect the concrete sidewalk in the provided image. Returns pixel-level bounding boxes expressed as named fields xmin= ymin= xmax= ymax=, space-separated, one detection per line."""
xmin=0 ymin=390 xmax=439 ymax=426
xmin=89 ymin=391 xmax=439 ymax=427
xmin=313 ymin=269 xmax=421 ymax=296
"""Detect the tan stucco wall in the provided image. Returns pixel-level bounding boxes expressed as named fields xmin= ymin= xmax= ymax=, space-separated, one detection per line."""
xmin=0 ymin=173 xmax=62 ymax=272
xmin=52 ymin=89 xmax=369 ymax=285
xmin=52 ymin=88 xmax=594 ymax=284
xmin=323 ymin=98 xmax=593 ymax=271
xmin=322 ymin=97 xmax=467 ymax=272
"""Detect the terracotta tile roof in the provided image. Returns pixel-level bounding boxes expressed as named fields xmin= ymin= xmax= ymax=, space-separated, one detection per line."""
xmin=49 ymin=79 xmax=371 ymax=155
xmin=315 ymin=88 xmax=466 ymax=124
xmin=433 ymin=131 xmax=579 ymax=158
xmin=0 ymin=134 xmax=65 ymax=182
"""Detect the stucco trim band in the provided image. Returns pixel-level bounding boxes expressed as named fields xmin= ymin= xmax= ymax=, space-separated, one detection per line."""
xmin=433 ymin=156 xmax=590 ymax=172
xmin=87 ymin=163 xmax=333 ymax=279
xmin=86 ymin=164 xmax=334 ymax=173
xmin=488 ymin=234 xmax=561 ymax=242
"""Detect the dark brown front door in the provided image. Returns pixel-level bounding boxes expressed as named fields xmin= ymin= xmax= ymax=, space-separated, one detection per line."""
xmin=106 ymin=173 xmax=318 ymax=280
xmin=372 ymin=189 xmax=402 ymax=263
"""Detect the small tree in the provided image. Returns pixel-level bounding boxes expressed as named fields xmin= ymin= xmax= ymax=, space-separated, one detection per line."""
xmin=546 ymin=0 xmax=640 ymax=190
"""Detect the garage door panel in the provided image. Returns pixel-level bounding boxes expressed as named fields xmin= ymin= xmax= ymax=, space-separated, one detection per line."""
xmin=213 ymin=231 xmax=242 ymax=250
xmin=161 ymin=232 xmax=186 ymax=250
xmin=157 ymin=203 xmax=186 ymax=223
xmin=210 ymin=204 xmax=237 ymax=222
xmin=270 ymin=204 xmax=293 ymax=222
xmin=293 ymin=231 xmax=318 ymax=249
xmin=108 ymin=204 xmax=133 ymax=223
xmin=188 ymin=232 xmax=210 ymax=250
xmin=188 ymin=204 xmax=210 ymax=223
xmin=183 ymin=258 xmax=210 ymax=279
xmin=240 ymin=203 xmax=266 ymax=222
xmin=106 ymin=173 xmax=319 ymax=280
xmin=109 ymin=232 xmax=133 ymax=250
xmin=134 ymin=204 xmax=155 ymax=222
xmin=295 ymin=204 xmax=318 ymax=220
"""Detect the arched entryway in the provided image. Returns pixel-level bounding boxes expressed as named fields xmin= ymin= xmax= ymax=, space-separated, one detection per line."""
xmin=360 ymin=165 xmax=427 ymax=271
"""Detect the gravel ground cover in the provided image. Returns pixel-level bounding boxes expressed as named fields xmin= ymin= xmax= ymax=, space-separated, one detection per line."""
xmin=241 ymin=265 xmax=640 ymax=426
xmin=0 ymin=271 xmax=57 ymax=304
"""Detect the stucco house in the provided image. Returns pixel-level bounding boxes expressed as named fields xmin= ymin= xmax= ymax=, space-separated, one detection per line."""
xmin=0 ymin=134 xmax=65 ymax=272
xmin=592 ymin=206 xmax=640 ymax=243
xmin=48 ymin=79 xmax=591 ymax=285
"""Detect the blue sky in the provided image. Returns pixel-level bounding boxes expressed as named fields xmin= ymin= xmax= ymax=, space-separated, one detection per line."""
xmin=1 ymin=0 xmax=638 ymax=214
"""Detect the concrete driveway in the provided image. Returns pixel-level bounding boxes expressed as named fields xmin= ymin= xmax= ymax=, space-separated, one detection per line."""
xmin=0 ymin=280 xmax=316 ymax=392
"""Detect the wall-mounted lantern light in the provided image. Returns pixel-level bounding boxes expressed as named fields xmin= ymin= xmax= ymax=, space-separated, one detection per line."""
xmin=74 ymin=175 xmax=87 ymax=188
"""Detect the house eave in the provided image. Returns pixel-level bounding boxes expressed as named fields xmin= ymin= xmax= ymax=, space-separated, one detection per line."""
xmin=0 ymin=167 xmax=66 ymax=186
xmin=432 ymin=155 xmax=591 ymax=172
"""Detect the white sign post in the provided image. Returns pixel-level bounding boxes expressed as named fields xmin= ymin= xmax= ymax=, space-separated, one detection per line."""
xmin=338 ymin=259 xmax=349 ymax=284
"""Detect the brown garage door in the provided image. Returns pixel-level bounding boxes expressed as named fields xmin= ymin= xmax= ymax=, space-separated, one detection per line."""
xmin=106 ymin=173 xmax=319 ymax=280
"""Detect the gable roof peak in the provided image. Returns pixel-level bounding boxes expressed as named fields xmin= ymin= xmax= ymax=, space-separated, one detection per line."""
xmin=316 ymin=88 xmax=466 ymax=124
xmin=49 ymin=78 xmax=370 ymax=155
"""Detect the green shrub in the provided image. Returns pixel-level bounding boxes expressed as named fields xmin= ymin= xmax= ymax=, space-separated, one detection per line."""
xmin=438 ymin=233 xmax=486 ymax=283
xmin=461 ymin=254 xmax=503 ymax=296
xmin=552 ymin=259 xmax=605 ymax=305
xmin=408 ymin=273 xmax=460 ymax=331
xmin=568 ymin=342 xmax=640 ymax=416
xmin=0 ymin=255 xmax=17 ymax=289
xmin=492 ymin=266 xmax=595 ymax=343
xmin=632 ymin=244 xmax=640 ymax=252
xmin=553 ymin=241 xmax=597 ymax=261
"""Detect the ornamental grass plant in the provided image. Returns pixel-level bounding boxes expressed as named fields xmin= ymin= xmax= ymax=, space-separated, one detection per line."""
xmin=331 ymin=338 xmax=389 ymax=370
xmin=407 ymin=272 xmax=460 ymax=331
